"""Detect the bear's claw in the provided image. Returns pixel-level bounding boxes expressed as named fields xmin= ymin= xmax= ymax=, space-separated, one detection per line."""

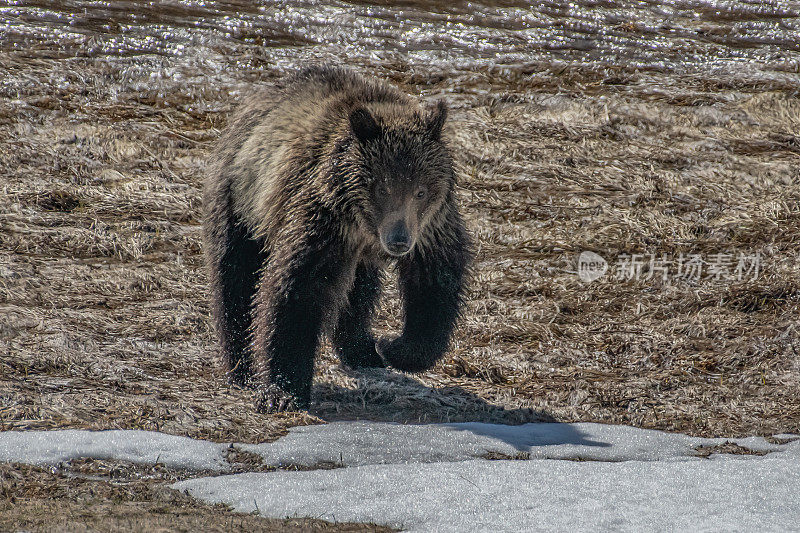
xmin=255 ymin=385 xmax=305 ymax=413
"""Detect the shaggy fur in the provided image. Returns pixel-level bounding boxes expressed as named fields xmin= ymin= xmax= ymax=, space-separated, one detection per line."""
xmin=203 ymin=66 xmax=471 ymax=412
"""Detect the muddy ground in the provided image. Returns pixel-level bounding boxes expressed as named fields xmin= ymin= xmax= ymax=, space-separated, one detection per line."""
xmin=2 ymin=1 xmax=800 ymax=530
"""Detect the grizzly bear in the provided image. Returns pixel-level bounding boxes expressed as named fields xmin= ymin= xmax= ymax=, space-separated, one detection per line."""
xmin=203 ymin=65 xmax=471 ymax=412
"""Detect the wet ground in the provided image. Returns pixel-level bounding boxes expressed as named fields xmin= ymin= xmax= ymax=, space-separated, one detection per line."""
xmin=4 ymin=1 xmax=800 ymax=103
xmin=1 ymin=1 xmax=800 ymax=528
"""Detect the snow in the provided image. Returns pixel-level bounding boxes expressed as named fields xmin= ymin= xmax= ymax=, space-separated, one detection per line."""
xmin=2 ymin=422 xmax=798 ymax=531
xmin=0 ymin=429 xmax=228 ymax=471
xmin=174 ymin=450 xmax=800 ymax=532
xmin=241 ymin=421 xmax=787 ymax=466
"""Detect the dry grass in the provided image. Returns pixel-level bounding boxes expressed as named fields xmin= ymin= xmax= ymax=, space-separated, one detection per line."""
xmin=1 ymin=23 xmax=799 ymax=446
xmin=0 ymin=462 xmax=393 ymax=532
xmin=442 ymin=92 xmax=800 ymax=437
xmin=1 ymin=3 xmax=800 ymax=529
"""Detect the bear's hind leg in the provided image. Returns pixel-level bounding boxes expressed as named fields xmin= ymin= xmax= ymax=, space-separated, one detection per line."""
xmin=213 ymin=220 xmax=265 ymax=387
xmin=332 ymin=262 xmax=385 ymax=369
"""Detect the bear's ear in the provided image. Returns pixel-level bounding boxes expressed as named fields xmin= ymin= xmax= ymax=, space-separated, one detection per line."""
xmin=349 ymin=107 xmax=380 ymax=144
xmin=426 ymin=100 xmax=447 ymax=140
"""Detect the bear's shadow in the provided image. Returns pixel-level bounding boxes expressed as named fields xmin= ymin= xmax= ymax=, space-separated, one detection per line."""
xmin=310 ymin=366 xmax=609 ymax=450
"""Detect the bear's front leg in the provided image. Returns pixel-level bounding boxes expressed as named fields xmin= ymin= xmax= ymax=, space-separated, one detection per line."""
xmin=251 ymin=238 xmax=346 ymax=412
xmin=378 ymin=241 xmax=469 ymax=373
xmin=332 ymin=262 xmax=385 ymax=369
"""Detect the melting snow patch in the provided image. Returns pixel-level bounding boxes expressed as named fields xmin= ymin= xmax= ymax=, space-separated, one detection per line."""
xmin=174 ymin=449 xmax=800 ymax=532
xmin=2 ymin=422 xmax=798 ymax=531
xmin=0 ymin=429 xmax=228 ymax=471
xmin=240 ymin=421 xmax=787 ymax=467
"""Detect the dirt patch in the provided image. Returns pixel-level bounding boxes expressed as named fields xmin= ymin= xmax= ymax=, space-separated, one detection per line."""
xmin=225 ymin=446 xmax=273 ymax=473
xmin=64 ymin=456 xmax=217 ymax=483
xmin=483 ymin=451 xmax=531 ymax=461
xmin=765 ymin=435 xmax=799 ymax=445
xmin=694 ymin=442 xmax=770 ymax=458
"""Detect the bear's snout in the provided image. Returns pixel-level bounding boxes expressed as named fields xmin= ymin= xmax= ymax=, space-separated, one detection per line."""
xmin=383 ymin=219 xmax=412 ymax=256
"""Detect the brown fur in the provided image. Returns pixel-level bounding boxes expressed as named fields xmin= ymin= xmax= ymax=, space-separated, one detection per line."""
xmin=203 ymin=65 xmax=471 ymax=412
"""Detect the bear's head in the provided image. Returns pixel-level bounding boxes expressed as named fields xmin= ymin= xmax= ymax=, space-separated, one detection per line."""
xmin=348 ymin=100 xmax=453 ymax=257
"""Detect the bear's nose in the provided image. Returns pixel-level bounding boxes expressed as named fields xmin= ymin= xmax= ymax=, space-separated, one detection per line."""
xmin=385 ymin=221 xmax=411 ymax=255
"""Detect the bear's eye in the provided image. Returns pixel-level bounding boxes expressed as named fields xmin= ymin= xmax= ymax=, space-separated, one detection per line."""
xmin=414 ymin=188 xmax=427 ymax=199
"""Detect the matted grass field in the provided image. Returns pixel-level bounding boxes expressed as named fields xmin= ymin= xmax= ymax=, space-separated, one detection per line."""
xmin=1 ymin=1 xmax=799 ymax=530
